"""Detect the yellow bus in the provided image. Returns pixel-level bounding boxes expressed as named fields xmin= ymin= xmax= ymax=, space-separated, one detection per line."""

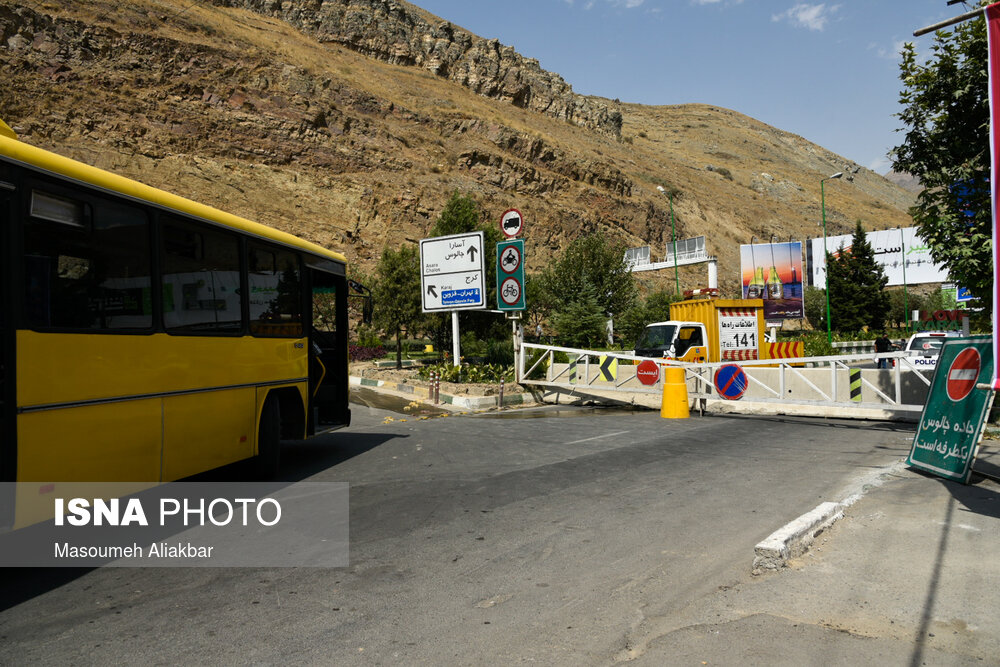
xmin=0 ymin=121 xmax=352 ymax=528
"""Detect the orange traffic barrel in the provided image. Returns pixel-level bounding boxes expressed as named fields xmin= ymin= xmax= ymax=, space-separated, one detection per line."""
xmin=660 ymin=366 xmax=690 ymax=419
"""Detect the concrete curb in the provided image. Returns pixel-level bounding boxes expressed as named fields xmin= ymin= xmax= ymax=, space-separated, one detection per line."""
xmin=373 ymin=359 xmax=423 ymax=369
xmin=350 ymin=376 xmax=538 ymax=410
xmin=752 ymin=458 xmax=909 ymax=574
xmin=752 ymin=502 xmax=844 ymax=574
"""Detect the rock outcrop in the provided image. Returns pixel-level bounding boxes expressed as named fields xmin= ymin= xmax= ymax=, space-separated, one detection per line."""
xmin=212 ymin=0 xmax=623 ymax=137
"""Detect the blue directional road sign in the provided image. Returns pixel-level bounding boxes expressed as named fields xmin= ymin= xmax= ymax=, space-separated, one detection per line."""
xmin=497 ymin=239 xmax=525 ymax=311
xmin=714 ymin=364 xmax=748 ymax=400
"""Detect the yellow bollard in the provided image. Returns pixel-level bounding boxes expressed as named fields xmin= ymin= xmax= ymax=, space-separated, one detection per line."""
xmin=660 ymin=366 xmax=690 ymax=419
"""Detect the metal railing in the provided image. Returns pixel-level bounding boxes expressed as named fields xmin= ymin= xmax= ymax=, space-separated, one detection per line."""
xmin=625 ymin=237 xmax=710 ymax=272
xmin=518 ymin=343 xmax=933 ymax=417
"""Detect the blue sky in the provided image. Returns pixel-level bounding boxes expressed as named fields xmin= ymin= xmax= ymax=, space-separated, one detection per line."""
xmin=412 ymin=1 xmax=966 ymax=174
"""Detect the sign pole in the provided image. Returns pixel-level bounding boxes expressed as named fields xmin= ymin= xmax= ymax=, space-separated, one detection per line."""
xmin=451 ymin=311 xmax=460 ymax=367
xmin=510 ymin=312 xmax=521 ymax=353
xmin=508 ymin=311 xmax=522 ymax=382
xmin=900 ymin=226 xmax=909 ymax=334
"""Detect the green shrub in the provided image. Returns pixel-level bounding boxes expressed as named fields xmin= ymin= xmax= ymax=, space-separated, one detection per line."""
xmin=460 ymin=332 xmax=486 ymax=358
xmin=355 ymin=324 xmax=382 ymax=348
xmin=418 ymin=362 xmax=513 ymax=384
xmin=407 ymin=339 xmax=430 ymax=353
xmin=486 ymin=339 xmax=514 ymax=366
xmin=797 ymin=332 xmax=834 ymax=357
xmin=524 ymin=348 xmax=550 ymax=380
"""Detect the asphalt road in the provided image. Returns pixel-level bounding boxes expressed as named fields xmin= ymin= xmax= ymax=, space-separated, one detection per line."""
xmin=0 ymin=396 xmax=915 ymax=665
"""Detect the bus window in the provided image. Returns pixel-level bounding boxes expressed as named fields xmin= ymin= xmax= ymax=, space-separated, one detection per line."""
xmin=23 ymin=189 xmax=152 ymax=330
xmin=249 ymin=244 xmax=303 ymax=337
xmin=161 ymin=219 xmax=242 ymax=333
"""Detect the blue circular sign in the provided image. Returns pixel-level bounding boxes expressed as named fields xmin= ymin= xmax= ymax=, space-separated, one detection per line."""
xmin=714 ymin=364 xmax=748 ymax=400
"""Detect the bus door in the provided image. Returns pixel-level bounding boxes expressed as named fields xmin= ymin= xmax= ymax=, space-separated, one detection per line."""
xmin=308 ymin=268 xmax=350 ymax=433
xmin=0 ymin=181 xmax=13 ymax=527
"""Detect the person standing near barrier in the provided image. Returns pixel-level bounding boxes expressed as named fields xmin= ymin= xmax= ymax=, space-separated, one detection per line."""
xmin=874 ymin=333 xmax=892 ymax=369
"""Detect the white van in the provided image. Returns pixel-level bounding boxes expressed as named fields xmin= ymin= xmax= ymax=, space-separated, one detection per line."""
xmin=904 ymin=332 xmax=961 ymax=369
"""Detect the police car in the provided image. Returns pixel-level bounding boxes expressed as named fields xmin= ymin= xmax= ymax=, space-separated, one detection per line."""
xmin=903 ymin=331 xmax=961 ymax=369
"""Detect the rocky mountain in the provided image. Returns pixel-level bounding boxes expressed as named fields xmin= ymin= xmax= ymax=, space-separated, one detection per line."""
xmin=0 ymin=0 xmax=916 ymax=296
xmin=883 ymin=170 xmax=923 ymax=194
xmin=218 ymin=0 xmax=623 ymax=137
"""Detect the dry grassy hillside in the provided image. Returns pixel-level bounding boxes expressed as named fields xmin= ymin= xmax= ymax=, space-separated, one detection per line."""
xmin=0 ymin=0 xmax=915 ymax=296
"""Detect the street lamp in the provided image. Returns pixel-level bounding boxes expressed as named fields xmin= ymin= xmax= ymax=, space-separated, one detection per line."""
xmin=820 ymin=171 xmax=843 ymax=344
xmin=656 ymin=185 xmax=680 ymax=294
xmin=899 ymin=226 xmax=909 ymax=333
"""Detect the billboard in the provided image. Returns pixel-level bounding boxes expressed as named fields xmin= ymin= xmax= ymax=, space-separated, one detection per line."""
xmin=739 ymin=241 xmax=804 ymax=319
xmin=808 ymin=227 xmax=947 ymax=287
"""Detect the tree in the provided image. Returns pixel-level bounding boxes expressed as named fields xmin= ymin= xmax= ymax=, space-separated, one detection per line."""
xmin=373 ymin=245 xmax=421 ymax=369
xmin=523 ymin=274 xmax=557 ymax=336
xmin=543 ymin=233 xmax=637 ymax=319
xmin=551 ymin=285 xmax=607 ymax=349
xmin=617 ymin=289 xmax=679 ymax=347
xmin=804 ymin=286 xmax=827 ymax=331
xmin=886 ymin=288 xmax=920 ymax=330
xmin=892 ymin=6 xmax=992 ymax=302
xmin=826 ymin=221 xmax=890 ymax=332
xmin=430 ymin=192 xmax=483 ymax=236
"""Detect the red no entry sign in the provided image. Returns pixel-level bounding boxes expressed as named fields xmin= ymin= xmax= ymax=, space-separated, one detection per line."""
xmin=636 ymin=359 xmax=660 ymax=386
xmin=947 ymin=347 xmax=981 ymax=402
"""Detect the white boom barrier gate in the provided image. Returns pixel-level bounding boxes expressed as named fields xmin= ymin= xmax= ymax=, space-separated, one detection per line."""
xmin=517 ymin=342 xmax=934 ymax=421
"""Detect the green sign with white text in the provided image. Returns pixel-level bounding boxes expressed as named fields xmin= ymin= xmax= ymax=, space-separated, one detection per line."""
xmin=907 ymin=336 xmax=994 ymax=484
xmin=496 ymin=239 xmax=525 ymax=311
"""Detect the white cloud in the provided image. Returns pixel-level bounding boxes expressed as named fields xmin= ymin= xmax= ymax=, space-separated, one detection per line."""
xmin=566 ymin=0 xmax=642 ymax=10
xmin=868 ymin=156 xmax=891 ymax=174
xmin=870 ymin=39 xmax=908 ymax=61
xmin=692 ymin=0 xmax=745 ymax=5
xmin=772 ymin=4 xmax=841 ymax=31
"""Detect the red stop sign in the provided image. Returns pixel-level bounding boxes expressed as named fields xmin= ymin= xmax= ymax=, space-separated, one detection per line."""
xmin=636 ymin=359 xmax=660 ymax=386
xmin=947 ymin=347 xmax=981 ymax=402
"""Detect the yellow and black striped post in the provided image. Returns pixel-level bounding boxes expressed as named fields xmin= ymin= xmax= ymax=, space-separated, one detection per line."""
xmin=849 ymin=368 xmax=862 ymax=403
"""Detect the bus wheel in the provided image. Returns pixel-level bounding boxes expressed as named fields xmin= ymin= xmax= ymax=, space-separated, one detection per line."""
xmin=255 ymin=395 xmax=281 ymax=479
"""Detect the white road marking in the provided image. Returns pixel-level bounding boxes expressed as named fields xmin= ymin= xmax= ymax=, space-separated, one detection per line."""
xmin=564 ymin=430 xmax=631 ymax=445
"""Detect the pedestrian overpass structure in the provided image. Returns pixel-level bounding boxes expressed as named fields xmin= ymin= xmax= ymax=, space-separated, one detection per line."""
xmin=625 ymin=237 xmax=719 ymax=287
xmin=516 ymin=342 xmax=934 ymax=421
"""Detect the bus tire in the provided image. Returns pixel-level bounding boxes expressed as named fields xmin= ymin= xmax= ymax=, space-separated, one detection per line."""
xmin=255 ymin=395 xmax=281 ymax=479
